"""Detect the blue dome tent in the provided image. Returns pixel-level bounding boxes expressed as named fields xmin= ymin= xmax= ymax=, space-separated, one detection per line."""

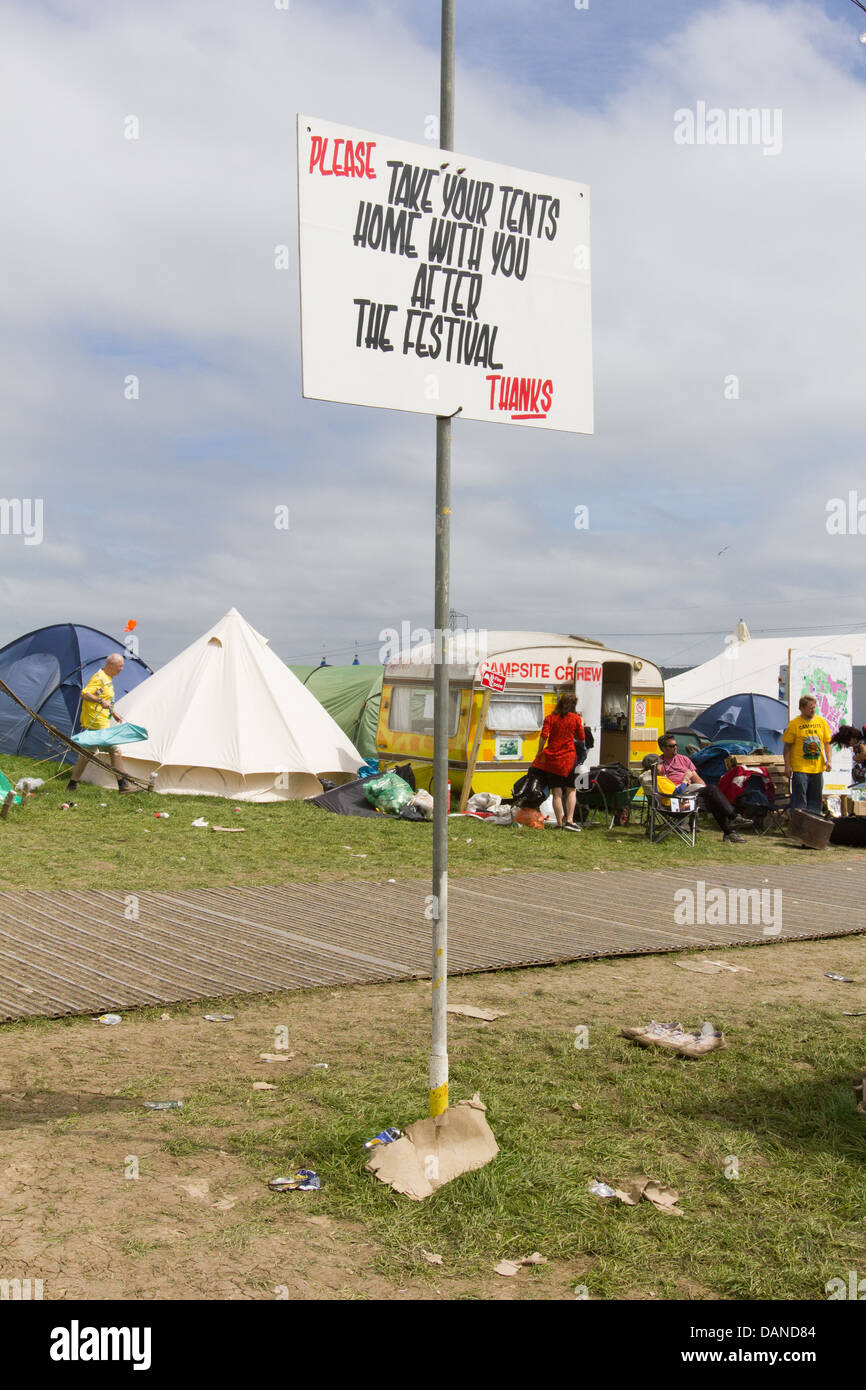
xmin=0 ymin=624 xmax=153 ymax=761
xmin=690 ymin=693 xmax=788 ymax=754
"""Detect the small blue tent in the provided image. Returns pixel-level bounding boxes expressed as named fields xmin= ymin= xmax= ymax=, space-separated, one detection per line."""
xmin=0 ymin=624 xmax=153 ymax=761
xmin=690 ymin=693 xmax=788 ymax=754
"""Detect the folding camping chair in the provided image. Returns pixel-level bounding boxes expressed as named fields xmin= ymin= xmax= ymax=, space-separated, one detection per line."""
xmin=645 ymin=765 xmax=699 ymax=846
xmin=724 ymin=758 xmax=791 ymax=836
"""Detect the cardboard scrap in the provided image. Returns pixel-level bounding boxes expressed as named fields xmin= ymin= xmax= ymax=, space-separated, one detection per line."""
xmin=421 ymin=1250 xmax=443 ymax=1266
xmin=594 ymin=1176 xmax=684 ymax=1216
xmin=615 ymin=1177 xmax=684 ymax=1216
xmin=621 ymin=1021 xmax=726 ymax=1058
xmin=252 ymin=1081 xmax=277 ymax=1091
xmin=675 ymin=958 xmax=752 ymax=976
xmin=258 ymin=1052 xmax=295 ymax=1062
xmin=447 ymin=1004 xmax=507 ymax=1021
xmin=494 ymin=1252 xmax=547 ymax=1277
xmin=366 ymin=1093 xmax=498 ymax=1201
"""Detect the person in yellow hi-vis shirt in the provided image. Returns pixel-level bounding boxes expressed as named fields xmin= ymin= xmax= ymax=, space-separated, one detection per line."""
xmin=782 ymin=694 xmax=833 ymax=817
xmin=67 ymin=653 xmax=135 ymax=793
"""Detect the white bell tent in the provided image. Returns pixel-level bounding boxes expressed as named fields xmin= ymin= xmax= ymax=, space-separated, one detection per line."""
xmin=82 ymin=609 xmax=365 ymax=800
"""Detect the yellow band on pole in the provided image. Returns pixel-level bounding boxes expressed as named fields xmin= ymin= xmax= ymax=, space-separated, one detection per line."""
xmin=429 ymin=1081 xmax=449 ymax=1117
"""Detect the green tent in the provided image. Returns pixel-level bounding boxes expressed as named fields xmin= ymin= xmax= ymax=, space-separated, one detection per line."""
xmin=290 ymin=665 xmax=383 ymax=761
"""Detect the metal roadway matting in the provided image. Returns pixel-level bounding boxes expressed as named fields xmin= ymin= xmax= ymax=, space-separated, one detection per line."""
xmin=0 ymin=863 xmax=864 ymax=1020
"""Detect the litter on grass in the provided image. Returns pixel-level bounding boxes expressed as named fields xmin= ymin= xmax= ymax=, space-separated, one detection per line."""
xmin=494 ymin=1253 xmax=547 ymax=1276
xmin=590 ymin=1176 xmax=684 ymax=1216
xmin=825 ymin=972 xmax=855 ymax=983
xmin=621 ymin=1020 xmax=726 ymax=1057
xmin=447 ymin=1004 xmax=507 ymax=1021
xmin=210 ymin=825 xmax=245 ymax=833
xmin=675 ymin=958 xmax=753 ymax=975
xmin=421 ymin=1250 xmax=444 ymax=1266
xmin=204 ymin=1013 xmax=235 ymax=1022
xmin=191 ymin=817 xmax=209 ymax=827
xmin=143 ymin=1100 xmax=183 ymax=1110
xmin=95 ymin=1013 xmax=122 ymax=1026
xmin=364 ymin=1126 xmax=402 ymax=1150
xmin=268 ymin=1170 xmax=320 ymax=1192
xmin=367 ymin=1093 xmax=498 ymax=1201
xmin=252 ymin=1081 xmax=277 ymax=1091
xmin=259 ymin=1053 xmax=294 ymax=1062
xmin=589 ymin=1180 xmax=616 ymax=1198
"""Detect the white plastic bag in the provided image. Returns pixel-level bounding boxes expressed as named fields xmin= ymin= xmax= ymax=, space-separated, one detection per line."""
xmin=467 ymin=792 xmax=502 ymax=814
xmin=407 ymin=788 xmax=434 ymax=820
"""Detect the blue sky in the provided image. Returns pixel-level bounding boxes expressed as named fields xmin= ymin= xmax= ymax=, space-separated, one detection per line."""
xmin=1 ymin=0 xmax=866 ymax=673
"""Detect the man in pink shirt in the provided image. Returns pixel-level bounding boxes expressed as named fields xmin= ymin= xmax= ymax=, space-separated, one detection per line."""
xmin=655 ymin=734 xmax=744 ymax=843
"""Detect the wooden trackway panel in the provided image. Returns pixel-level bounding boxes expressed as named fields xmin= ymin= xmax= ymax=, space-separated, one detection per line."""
xmin=0 ymin=863 xmax=864 ymax=1020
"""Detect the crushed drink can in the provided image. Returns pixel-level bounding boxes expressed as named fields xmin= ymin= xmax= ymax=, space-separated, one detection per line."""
xmin=268 ymin=1170 xmax=320 ymax=1192
xmin=143 ymin=1100 xmax=183 ymax=1110
xmin=364 ymin=1126 xmax=402 ymax=1150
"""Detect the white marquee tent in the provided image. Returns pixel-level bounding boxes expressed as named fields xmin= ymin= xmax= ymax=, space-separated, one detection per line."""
xmin=82 ymin=608 xmax=365 ymax=800
xmin=666 ymin=627 xmax=866 ymax=728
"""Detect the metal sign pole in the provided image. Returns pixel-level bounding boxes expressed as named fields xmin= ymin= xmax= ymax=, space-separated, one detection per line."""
xmin=429 ymin=0 xmax=455 ymax=1119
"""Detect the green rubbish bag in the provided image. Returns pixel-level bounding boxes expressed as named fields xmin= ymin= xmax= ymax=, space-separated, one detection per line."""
xmin=362 ymin=770 xmax=414 ymax=815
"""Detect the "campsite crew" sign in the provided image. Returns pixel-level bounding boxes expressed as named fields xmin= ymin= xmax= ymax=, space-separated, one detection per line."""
xmin=297 ymin=116 xmax=592 ymax=434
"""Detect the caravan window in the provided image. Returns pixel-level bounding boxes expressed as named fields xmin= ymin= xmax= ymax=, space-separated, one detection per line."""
xmin=388 ymin=685 xmax=460 ymax=736
xmin=486 ymin=695 xmax=544 ymax=732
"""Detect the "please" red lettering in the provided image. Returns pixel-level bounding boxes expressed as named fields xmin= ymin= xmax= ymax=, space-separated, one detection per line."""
xmin=309 ymin=136 xmax=376 ymax=179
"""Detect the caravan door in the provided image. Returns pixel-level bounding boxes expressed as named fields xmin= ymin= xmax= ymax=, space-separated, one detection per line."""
xmin=573 ymin=659 xmax=603 ymax=783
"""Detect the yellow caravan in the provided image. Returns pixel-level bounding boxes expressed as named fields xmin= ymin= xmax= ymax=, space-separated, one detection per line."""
xmin=376 ymin=630 xmax=665 ymax=799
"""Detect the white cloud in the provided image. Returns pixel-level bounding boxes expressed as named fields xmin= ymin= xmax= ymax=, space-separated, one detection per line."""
xmin=1 ymin=0 xmax=865 ymax=672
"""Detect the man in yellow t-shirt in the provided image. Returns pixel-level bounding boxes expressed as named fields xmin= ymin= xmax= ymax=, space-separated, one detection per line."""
xmin=67 ymin=653 xmax=134 ymax=793
xmin=782 ymin=694 xmax=833 ymax=816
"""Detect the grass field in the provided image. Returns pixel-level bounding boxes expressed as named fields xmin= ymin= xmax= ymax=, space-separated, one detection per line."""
xmin=1 ymin=937 xmax=865 ymax=1300
xmin=0 ymin=752 xmax=857 ymax=892
xmin=3 ymin=751 xmax=865 ymax=1301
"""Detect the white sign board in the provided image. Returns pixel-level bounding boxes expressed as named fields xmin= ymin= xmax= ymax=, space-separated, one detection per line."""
xmin=297 ymin=115 xmax=592 ymax=433
xmin=788 ymin=649 xmax=853 ymax=794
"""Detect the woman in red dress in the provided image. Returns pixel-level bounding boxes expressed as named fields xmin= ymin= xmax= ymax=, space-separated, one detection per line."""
xmin=532 ymin=693 xmax=585 ymax=831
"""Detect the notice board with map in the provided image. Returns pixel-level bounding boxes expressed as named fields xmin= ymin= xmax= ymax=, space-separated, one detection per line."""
xmin=788 ymin=649 xmax=853 ymax=794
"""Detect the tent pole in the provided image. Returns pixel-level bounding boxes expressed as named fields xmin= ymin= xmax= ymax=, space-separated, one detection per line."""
xmin=430 ymin=0 xmax=455 ymax=1119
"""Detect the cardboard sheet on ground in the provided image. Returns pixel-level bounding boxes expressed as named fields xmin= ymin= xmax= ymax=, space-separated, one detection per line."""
xmin=621 ymin=1021 xmax=726 ymax=1057
xmin=366 ymin=1094 xmax=498 ymax=1200
xmin=447 ymin=1004 xmax=507 ymax=1021
xmin=675 ymin=958 xmax=753 ymax=976
xmin=613 ymin=1177 xmax=684 ymax=1216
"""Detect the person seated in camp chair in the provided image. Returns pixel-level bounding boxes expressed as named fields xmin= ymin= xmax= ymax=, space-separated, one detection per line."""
xmin=67 ymin=654 xmax=135 ymax=793
xmin=655 ymin=734 xmax=744 ymax=843
xmin=718 ymin=761 xmax=775 ymax=831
